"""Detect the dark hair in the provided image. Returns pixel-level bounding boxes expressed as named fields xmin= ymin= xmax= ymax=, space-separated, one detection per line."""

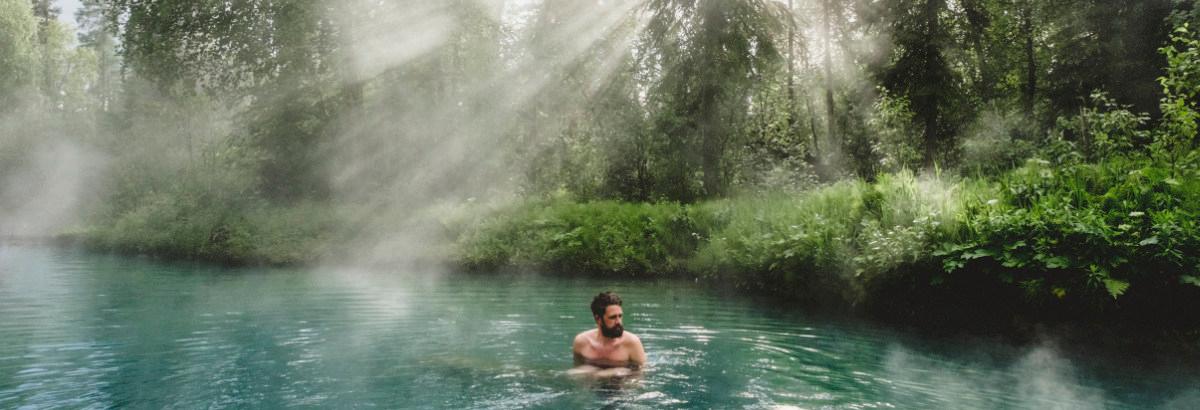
xmin=590 ymin=291 xmax=622 ymax=319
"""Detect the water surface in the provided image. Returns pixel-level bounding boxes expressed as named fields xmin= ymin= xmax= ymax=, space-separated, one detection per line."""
xmin=1 ymin=245 xmax=1197 ymax=408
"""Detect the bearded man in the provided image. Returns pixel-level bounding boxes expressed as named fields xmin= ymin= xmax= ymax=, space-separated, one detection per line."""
xmin=570 ymin=291 xmax=646 ymax=376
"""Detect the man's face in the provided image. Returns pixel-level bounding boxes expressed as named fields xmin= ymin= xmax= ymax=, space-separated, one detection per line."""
xmin=596 ymin=305 xmax=624 ymax=338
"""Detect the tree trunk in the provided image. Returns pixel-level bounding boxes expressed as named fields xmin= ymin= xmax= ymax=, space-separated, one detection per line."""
xmin=32 ymin=0 xmax=54 ymax=109
xmin=1021 ymin=0 xmax=1037 ymax=118
xmin=922 ymin=0 xmax=943 ymax=168
xmin=700 ymin=91 xmax=723 ymax=198
xmin=822 ymin=0 xmax=837 ymax=175
xmin=800 ymin=48 xmax=821 ymax=165
xmin=787 ymin=0 xmax=795 ymax=105
xmin=961 ymin=0 xmax=990 ymax=103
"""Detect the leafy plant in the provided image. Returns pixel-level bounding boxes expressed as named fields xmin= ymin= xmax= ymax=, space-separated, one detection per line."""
xmin=1154 ymin=23 xmax=1200 ymax=173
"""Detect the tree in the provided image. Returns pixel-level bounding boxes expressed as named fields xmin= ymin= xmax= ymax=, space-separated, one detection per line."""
xmin=30 ymin=0 xmax=58 ymax=104
xmin=109 ymin=0 xmax=350 ymax=201
xmin=821 ymin=0 xmax=839 ymax=175
xmin=1042 ymin=0 xmax=1175 ymax=121
xmin=33 ymin=18 xmax=80 ymax=111
xmin=0 ymin=0 xmax=37 ymax=110
xmin=878 ymin=0 xmax=965 ymax=167
xmin=76 ymin=0 xmax=118 ymax=112
xmin=641 ymin=0 xmax=788 ymax=201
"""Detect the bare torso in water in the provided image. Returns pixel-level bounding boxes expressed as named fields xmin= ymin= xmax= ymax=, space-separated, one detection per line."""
xmin=570 ymin=329 xmax=646 ymax=376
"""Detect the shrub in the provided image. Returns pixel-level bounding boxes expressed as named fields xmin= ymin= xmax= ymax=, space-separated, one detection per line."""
xmin=934 ymin=157 xmax=1200 ymax=323
xmin=81 ymin=167 xmax=335 ymax=265
xmin=959 ymin=109 xmax=1037 ymax=176
xmin=689 ymin=185 xmax=864 ymax=301
xmin=455 ymin=199 xmax=700 ymax=275
xmin=1052 ymin=91 xmax=1150 ymax=163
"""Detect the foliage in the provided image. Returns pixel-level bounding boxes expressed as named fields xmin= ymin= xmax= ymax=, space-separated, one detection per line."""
xmin=1052 ymin=91 xmax=1151 ymax=162
xmin=1041 ymin=0 xmax=1176 ymax=121
xmin=457 ymin=171 xmax=970 ymax=306
xmin=7 ymin=0 xmax=1200 ymax=341
xmin=935 ymin=157 xmax=1200 ymax=319
xmin=959 ymin=109 xmax=1036 ymax=176
xmin=83 ymin=168 xmax=336 ymax=265
xmin=929 ymin=30 xmax=1200 ymax=321
xmin=876 ymin=0 xmax=966 ymax=167
xmin=0 ymin=0 xmax=37 ymax=109
xmin=867 ymin=89 xmax=922 ymax=172
xmin=688 ymin=185 xmax=863 ymax=299
xmin=455 ymin=200 xmax=701 ymax=275
xmin=735 ymin=83 xmax=818 ymax=193
xmin=1154 ymin=23 xmax=1200 ymax=171
xmin=637 ymin=0 xmax=790 ymax=201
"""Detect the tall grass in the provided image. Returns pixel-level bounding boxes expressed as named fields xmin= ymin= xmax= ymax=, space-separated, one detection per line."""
xmin=454 ymin=199 xmax=700 ymax=275
xmin=688 ymin=183 xmax=865 ymax=304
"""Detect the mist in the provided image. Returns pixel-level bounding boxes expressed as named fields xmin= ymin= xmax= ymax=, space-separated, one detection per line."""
xmin=879 ymin=337 xmax=1200 ymax=409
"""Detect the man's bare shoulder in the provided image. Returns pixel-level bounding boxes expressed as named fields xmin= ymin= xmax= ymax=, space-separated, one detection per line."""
xmin=574 ymin=329 xmax=595 ymax=345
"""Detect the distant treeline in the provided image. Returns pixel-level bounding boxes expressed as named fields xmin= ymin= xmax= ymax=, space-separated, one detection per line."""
xmin=2 ymin=0 xmax=1199 ymax=205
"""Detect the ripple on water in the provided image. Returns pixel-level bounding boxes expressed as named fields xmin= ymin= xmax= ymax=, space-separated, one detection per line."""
xmin=2 ymin=246 xmax=1198 ymax=408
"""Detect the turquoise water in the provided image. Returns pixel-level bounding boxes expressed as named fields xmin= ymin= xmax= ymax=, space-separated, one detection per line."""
xmin=1 ymin=245 xmax=1197 ymax=409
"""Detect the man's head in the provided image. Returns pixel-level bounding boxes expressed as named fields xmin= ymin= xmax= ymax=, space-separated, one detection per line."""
xmin=591 ymin=291 xmax=624 ymax=338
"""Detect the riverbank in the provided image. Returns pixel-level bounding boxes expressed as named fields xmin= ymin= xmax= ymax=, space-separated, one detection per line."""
xmin=452 ymin=157 xmax=1200 ymax=342
xmin=68 ymin=156 xmax=1200 ymax=346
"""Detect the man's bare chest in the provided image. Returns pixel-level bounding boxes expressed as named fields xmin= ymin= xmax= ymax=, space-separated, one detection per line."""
xmin=584 ymin=340 xmax=629 ymax=362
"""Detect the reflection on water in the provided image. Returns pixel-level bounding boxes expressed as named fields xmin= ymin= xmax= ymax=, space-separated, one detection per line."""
xmin=1 ymin=245 xmax=1198 ymax=409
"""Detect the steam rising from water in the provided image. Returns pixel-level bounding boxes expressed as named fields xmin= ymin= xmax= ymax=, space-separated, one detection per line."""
xmin=882 ymin=339 xmax=1200 ymax=409
xmin=0 ymin=116 xmax=105 ymax=238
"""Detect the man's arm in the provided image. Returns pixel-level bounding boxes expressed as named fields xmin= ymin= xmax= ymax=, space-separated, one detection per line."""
xmin=627 ymin=334 xmax=646 ymax=368
xmin=572 ymin=333 xmax=587 ymax=366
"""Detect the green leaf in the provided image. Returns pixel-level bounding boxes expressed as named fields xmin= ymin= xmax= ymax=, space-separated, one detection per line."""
xmin=1052 ymin=287 xmax=1068 ymax=299
xmin=1139 ymin=236 xmax=1159 ymax=246
xmin=1043 ymin=256 xmax=1070 ymax=269
xmin=1181 ymin=275 xmax=1200 ymax=288
xmin=1001 ymin=253 xmax=1028 ymax=268
xmin=1004 ymin=240 xmax=1027 ymax=251
xmin=930 ymin=274 xmax=945 ymax=286
xmin=1020 ymin=279 xmax=1044 ymax=294
xmin=961 ymin=248 xmax=995 ymax=260
xmin=943 ymin=258 xmax=965 ymax=273
xmin=1103 ymin=279 xmax=1130 ymax=299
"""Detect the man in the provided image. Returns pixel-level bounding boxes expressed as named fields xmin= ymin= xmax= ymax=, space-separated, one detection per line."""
xmin=570 ymin=291 xmax=646 ymax=377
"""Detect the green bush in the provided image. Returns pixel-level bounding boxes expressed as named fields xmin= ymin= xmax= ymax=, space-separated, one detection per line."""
xmin=81 ymin=169 xmax=336 ymax=265
xmin=455 ymin=199 xmax=700 ymax=275
xmin=1053 ymin=91 xmax=1150 ymax=162
xmin=456 ymin=171 xmax=975 ymax=307
xmin=934 ymin=156 xmax=1200 ymax=323
xmin=688 ymin=185 xmax=863 ymax=299
xmin=927 ymin=24 xmax=1200 ymax=323
xmin=959 ymin=109 xmax=1037 ymax=176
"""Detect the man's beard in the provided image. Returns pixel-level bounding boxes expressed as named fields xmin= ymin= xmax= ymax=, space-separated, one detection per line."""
xmin=600 ymin=323 xmax=624 ymax=338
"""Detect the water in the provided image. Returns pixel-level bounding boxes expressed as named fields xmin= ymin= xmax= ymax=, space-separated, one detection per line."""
xmin=1 ymin=245 xmax=1197 ymax=409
